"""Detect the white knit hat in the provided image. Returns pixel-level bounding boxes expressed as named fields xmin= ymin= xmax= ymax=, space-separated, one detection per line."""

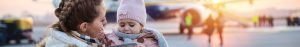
xmin=117 ymin=0 xmax=147 ymax=26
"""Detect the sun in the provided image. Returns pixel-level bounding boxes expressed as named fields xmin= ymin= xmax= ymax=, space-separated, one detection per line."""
xmin=212 ymin=0 xmax=220 ymax=4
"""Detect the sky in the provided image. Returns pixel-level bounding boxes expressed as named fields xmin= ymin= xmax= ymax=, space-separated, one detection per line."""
xmin=225 ymin=0 xmax=300 ymax=13
xmin=0 ymin=0 xmax=299 ymax=17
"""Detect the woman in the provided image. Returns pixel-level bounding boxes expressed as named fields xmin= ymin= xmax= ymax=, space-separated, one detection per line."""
xmin=41 ymin=0 xmax=108 ymax=47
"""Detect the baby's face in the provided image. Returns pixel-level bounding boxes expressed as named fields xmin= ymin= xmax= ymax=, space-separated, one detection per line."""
xmin=118 ymin=19 xmax=143 ymax=34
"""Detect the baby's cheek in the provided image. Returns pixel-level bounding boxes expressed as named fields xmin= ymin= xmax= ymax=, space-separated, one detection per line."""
xmin=118 ymin=28 xmax=122 ymax=31
xmin=133 ymin=29 xmax=142 ymax=33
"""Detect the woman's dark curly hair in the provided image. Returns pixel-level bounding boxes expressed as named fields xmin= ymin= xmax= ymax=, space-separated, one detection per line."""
xmin=52 ymin=0 xmax=104 ymax=32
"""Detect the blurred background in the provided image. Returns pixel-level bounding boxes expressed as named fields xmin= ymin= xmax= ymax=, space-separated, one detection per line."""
xmin=1 ymin=0 xmax=300 ymax=47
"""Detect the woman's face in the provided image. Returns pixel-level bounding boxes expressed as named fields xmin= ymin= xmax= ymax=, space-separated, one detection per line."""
xmin=118 ymin=19 xmax=143 ymax=34
xmin=85 ymin=5 xmax=107 ymax=38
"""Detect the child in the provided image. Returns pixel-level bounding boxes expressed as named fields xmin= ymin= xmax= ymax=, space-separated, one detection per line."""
xmin=106 ymin=0 xmax=168 ymax=47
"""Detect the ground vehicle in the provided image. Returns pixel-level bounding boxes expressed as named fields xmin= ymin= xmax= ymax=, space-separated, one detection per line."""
xmin=0 ymin=18 xmax=32 ymax=45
